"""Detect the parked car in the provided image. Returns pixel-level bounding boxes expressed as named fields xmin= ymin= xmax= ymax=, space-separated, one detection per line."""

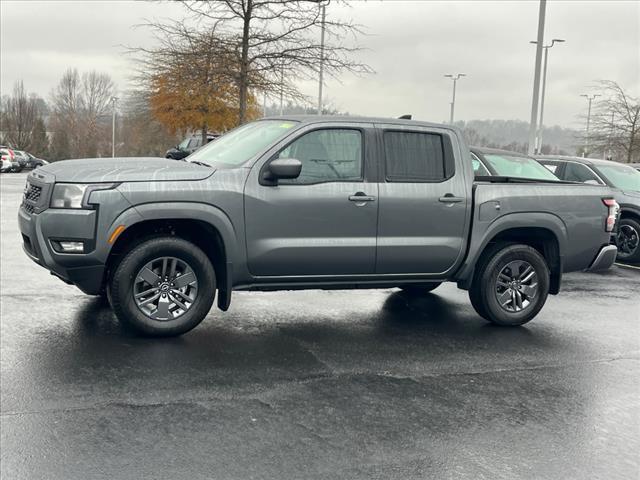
xmin=20 ymin=116 xmax=618 ymax=337
xmin=24 ymin=152 xmax=48 ymax=169
xmin=13 ymin=150 xmax=30 ymax=170
xmin=537 ymin=155 xmax=640 ymax=263
xmin=470 ymin=147 xmax=561 ymax=181
xmin=0 ymin=146 xmax=20 ymax=172
xmin=165 ymin=133 xmax=220 ymax=160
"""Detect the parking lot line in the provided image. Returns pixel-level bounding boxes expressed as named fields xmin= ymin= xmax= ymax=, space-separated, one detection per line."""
xmin=615 ymin=262 xmax=640 ymax=270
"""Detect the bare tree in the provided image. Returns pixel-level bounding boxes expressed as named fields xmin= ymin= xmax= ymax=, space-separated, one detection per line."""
xmin=584 ymin=81 xmax=640 ymax=163
xmin=50 ymin=68 xmax=115 ymax=158
xmin=0 ymin=81 xmax=47 ymax=152
xmin=179 ymin=0 xmax=372 ymax=124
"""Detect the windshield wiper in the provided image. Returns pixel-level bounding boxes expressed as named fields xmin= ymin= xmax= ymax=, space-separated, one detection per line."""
xmin=188 ymin=161 xmax=213 ymax=168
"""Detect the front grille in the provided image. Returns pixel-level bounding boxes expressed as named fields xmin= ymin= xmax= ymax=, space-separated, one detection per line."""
xmin=22 ymin=203 xmax=36 ymax=214
xmin=24 ymin=183 xmax=42 ymax=202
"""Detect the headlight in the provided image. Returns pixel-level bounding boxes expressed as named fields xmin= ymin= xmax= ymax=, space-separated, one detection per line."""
xmin=50 ymin=184 xmax=88 ymax=209
xmin=50 ymin=183 xmax=118 ymax=209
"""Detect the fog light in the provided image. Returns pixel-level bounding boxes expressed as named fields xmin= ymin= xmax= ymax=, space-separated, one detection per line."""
xmin=52 ymin=240 xmax=84 ymax=253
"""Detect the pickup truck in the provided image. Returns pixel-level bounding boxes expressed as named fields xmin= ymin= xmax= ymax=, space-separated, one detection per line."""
xmin=19 ymin=116 xmax=619 ymax=336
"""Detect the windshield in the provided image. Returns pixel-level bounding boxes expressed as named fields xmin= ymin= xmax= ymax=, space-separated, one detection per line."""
xmin=188 ymin=120 xmax=299 ymax=167
xmin=484 ymin=154 xmax=559 ymax=181
xmin=597 ymin=164 xmax=640 ymax=192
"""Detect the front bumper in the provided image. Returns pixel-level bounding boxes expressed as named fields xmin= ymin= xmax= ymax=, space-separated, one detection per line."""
xmin=587 ymin=245 xmax=618 ymax=272
xmin=19 ymin=206 xmax=106 ymax=294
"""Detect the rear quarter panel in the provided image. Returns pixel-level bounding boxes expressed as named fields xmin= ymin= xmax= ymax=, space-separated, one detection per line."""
xmin=456 ymin=183 xmax=613 ymax=281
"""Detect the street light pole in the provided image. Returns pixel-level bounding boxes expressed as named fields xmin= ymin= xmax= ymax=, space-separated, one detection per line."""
xmin=527 ymin=0 xmax=547 ymax=155
xmin=110 ymin=96 xmax=118 ymax=158
xmin=279 ymin=63 xmax=284 ymax=116
xmin=444 ymin=73 xmax=466 ymax=124
xmin=530 ymin=38 xmax=564 ymax=154
xmin=581 ymin=93 xmax=600 ymax=156
xmin=317 ymin=3 xmax=326 ymax=115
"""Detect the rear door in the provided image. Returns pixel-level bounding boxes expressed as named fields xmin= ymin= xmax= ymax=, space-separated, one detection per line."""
xmin=244 ymin=123 xmax=379 ymax=277
xmin=375 ymin=125 xmax=470 ymax=274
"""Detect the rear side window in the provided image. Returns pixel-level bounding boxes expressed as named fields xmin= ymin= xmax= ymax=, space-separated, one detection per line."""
xmin=384 ymin=131 xmax=447 ymax=182
xmin=563 ymin=162 xmax=602 ymax=184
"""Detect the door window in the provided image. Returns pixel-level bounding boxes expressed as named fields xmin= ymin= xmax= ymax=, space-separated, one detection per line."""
xmin=563 ymin=162 xmax=602 ymax=183
xmin=277 ymin=129 xmax=363 ymax=185
xmin=384 ymin=131 xmax=447 ymax=182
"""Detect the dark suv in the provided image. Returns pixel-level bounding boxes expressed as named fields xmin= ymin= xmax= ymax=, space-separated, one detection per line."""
xmin=165 ymin=133 xmax=219 ymax=160
xmin=537 ymin=155 xmax=640 ymax=263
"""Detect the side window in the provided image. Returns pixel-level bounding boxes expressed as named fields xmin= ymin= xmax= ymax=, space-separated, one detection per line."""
xmin=384 ymin=131 xmax=446 ymax=182
xmin=540 ymin=161 xmax=560 ymax=174
xmin=564 ymin=163 xmax=601 ymax=183
xmin=470 ymin=152 xmax=490 ymax=176
xmin=277 ymin=129 xmax=362 ymax=185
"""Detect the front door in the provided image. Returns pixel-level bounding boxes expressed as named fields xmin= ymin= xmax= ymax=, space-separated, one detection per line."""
xmin=244 ymin=125 xmax=378 ymax=277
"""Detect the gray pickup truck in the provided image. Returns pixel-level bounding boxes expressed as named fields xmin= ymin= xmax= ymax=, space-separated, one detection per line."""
xmin=19 ymin=116 xmax=619 ymax=336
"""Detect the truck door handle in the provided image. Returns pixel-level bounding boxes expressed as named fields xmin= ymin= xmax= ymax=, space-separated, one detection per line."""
xmin=438 ymin=194 xmax=464 ymax=203
xmin=349 ymin=192 xmax=376 ymax=202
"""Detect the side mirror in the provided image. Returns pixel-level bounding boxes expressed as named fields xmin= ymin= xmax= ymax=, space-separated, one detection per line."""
xmin=263 ymin=158 xmax=302 ymax=184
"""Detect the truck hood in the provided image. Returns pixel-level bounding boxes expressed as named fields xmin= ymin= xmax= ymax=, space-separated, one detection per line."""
xmin=38 ymin=157 xmax=214 ymax=183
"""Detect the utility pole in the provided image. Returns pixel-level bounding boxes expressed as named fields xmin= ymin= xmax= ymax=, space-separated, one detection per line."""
xmin=530 ymin=38 xmax=564 ymax=154
xmin=111 ymin=96 xmax=118 ymax=158
xmin=527 ymin=0 xmax=547 ymax=155
xmin=581 ymin=93 xmax=600 ymax=157
xmin=317 ymin=3 xmax=326 ymax=115
xmin=444 ymin=73 xmax=465 ymax=124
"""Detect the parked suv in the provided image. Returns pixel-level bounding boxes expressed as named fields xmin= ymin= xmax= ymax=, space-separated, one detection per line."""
xmin=165 ymin=133 xmax=220 ymax=160
xmin=537 ymin=155 xmax=640 ymax=263
xmin=0 ymin=146 xmax=19 ymax=172
xmin=19 ymin=116 xmax=617 ymax=337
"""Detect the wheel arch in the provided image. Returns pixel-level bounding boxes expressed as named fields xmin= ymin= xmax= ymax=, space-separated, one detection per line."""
xmin=103 ymin=203 xmax=238 ymax=310
xmin=457 ymin=216 xmax=565 ymax=295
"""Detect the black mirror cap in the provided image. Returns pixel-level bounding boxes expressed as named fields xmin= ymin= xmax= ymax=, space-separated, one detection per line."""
xmin=264 ymin=158 xmax=302 ymax=184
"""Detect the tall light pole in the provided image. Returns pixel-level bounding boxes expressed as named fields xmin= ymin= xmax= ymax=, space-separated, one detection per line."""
xmin=279 ymin=63 xmax=284 ymax=116
xmin=444 ymin=73 xmax=465 ymax=124
xmin=527 ymin=0 xmax=547 ymax=155
xmin=530 ymin=38 xmax=564 ymax=154
xmin=110 ymin=96 xmax=118 ymax=158
xmin=317 ymin=3 xmax=326 ymax=115
xmin=581 ymin=93 xmax=600 ymax=156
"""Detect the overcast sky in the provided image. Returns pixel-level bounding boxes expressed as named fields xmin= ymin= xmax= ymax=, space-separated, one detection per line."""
xmin=1 ymin=0 xmax=638 ymax=129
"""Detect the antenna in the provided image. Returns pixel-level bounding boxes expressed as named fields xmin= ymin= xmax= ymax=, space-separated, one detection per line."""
xmin=398 ymin=114 xmax=412 ymax=120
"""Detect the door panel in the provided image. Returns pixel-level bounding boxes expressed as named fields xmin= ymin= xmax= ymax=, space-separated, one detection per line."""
xmin=244 ymin=125 xmax=378 ymax=277
xmin=376 ymin=128 xmax=469 ymax=274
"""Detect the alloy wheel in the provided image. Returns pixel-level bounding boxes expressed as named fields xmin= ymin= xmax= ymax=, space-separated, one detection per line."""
xmin=133 ymin=256 xmax=198 ymax=321
xmin=617 ymin=224 xmax=639 ymax=258
xmin=495 ymin=260 xmax=538 ymax=313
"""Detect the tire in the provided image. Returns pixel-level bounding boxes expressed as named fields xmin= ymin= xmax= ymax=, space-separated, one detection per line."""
xmin=468 ymin=243 xmax=550 ymax=326
xmin=616 ymin=217 xmax=640 ymax=263
xmin=400 ymin=283 xmax=442 ymax=295
xmin=110 ymin=236 xmax=216 ymax=336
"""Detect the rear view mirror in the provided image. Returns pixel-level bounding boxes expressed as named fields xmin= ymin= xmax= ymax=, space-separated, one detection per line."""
xmin=263 ymin=158 xmax=302 ymax=184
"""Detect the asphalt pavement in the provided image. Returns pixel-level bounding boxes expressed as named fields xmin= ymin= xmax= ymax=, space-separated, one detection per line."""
xmin=1 ymin=172 xmax=639 ymax=479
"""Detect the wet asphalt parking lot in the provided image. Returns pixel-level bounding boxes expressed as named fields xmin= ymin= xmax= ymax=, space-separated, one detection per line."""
xmin=1 ymin=171 xmax=639 ymax=479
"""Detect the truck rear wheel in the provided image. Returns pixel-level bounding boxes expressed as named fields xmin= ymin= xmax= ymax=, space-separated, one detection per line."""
xmin=469 ymin=243 xmax=550 ymax=326
xmin=110 ymin=237 xmax=216 ymax=336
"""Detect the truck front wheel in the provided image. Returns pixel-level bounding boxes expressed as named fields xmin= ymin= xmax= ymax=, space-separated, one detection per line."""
xmin=109 ymin=237 xmax=216 ymax=336
xmin=469 ymin=243 xmax=550 ymax=326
